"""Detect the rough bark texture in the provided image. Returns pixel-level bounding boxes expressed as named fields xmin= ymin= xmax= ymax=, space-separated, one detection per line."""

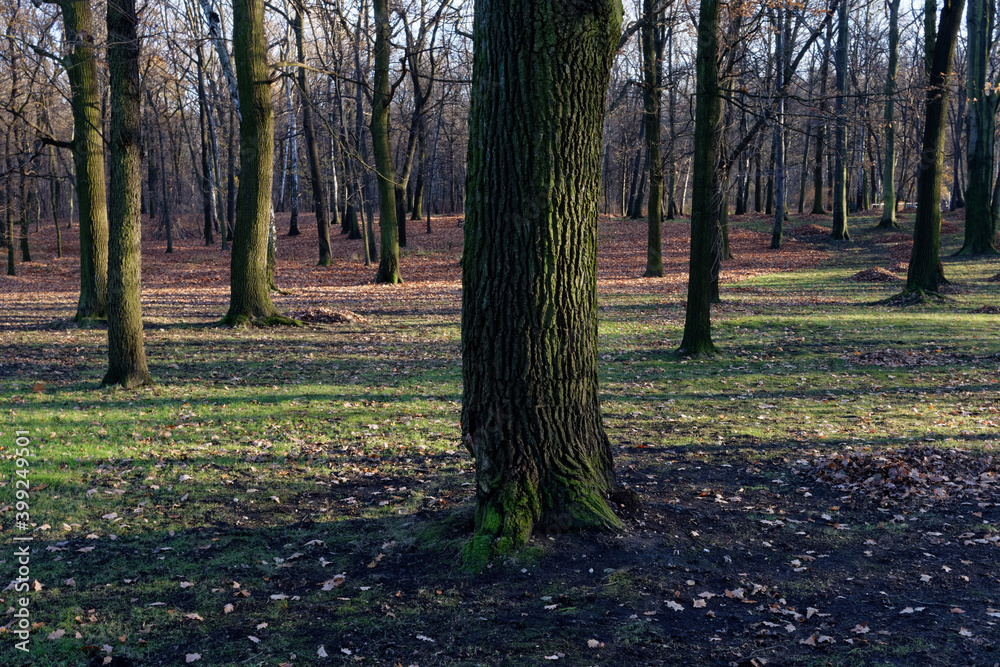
xmin=831 ymin=0 xmax=850 ymax=241
xmin=641 ymin=0 xmax=664 ymax=276
xmin=223 ymin=0 xmax=296 ymax=326
xmin=62 ymin=0 xmax=109 ymax=321
xmin=371 ymin=0 xmax=402 ymax=284
xmin=679 ymin=0 xmax=722 ymax=356
xmin=958 ymin=0 xmax=998 ymax=255
xmin=462 ymin=0 xmax=623 ymax=568
xmin=879 ymin=0 xmax=901 ymax=228
xmin=102 ymin=0 xmax=152 ymax=389
xmin=907 ymin=0 xmax=964 ymax=295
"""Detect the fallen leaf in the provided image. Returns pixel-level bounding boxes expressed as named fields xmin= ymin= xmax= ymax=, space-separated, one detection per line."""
xmin=223 ymin=604 xmax=234 ymax=614
xmin=47 ymin=628 xmax=66 ymax=640
xmin=587 ymin=639 xmax=602 ymax=648
xmin=850 ymin=623 xmax=870 ymax=634
xmin=693 ymin=598 xmax=707 ymax=608
xmin=920 ymin=574 xmax=932 ymax=582
xmin=63 ymin=578 xmax=76 ymax=587
xmin=270 ymin=594 xmax=289 ymax=600
xmin=184 ymin=613 xmax=204 ymax=621
xmin=33 ymin=580 xmax=43 ymax=591
xmin=321 ymin=574 xmax=347 ymax=591
xmin=666 ymin=601 xmax=684 ymax=611
xmin=185 ymin=654 xmax=201 ymax=663
xmin=416 ymin=634 xmax=435 ymax=642
xmin=256 ymin=622 xmax=267 ymax=630
xmin=958 ymin=628 xmax=973 ymax=637
xmin=248 ymin=636 xmax=260 ymax=644
xmin=180 ymin=582 xmax=194 ymax=589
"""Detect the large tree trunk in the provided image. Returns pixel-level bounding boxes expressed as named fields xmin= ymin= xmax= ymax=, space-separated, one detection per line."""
xmin=879 ymin=0 xmax=901 ymax=228
xmin=679 ymin=0 xmax=722 ymax=356
xmin=906 ymin=0 xmax=965 ymax=295
xmin=958 ymin=0 xmax=999 ymax=255
xmin=462 ymin=0 xmax=623 ymax=568
xmin=371 ymin=0 xmax=402 ymax=284
xmin=223 ymin=0 xmax=295 ymax=326
xmin=831 ymin=0 xmax=850 ymax=241
xmin=642 ymin=0 xmax=664 ymax=276
xmin=62 ymin=0 xmax=109 ymax=321
xmin=293 ymin=3 xmax=332 ymax=264
xmin=103 ymin=0 xmax=152 ymax=389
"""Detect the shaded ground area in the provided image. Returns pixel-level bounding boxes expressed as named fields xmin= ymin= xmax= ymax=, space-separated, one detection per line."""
xmin=1 ymin=211 xmax=999 ymax=666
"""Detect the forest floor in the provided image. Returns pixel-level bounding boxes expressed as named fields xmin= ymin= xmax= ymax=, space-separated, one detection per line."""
xmin=1 ymin=209 xmax=999 ymax=667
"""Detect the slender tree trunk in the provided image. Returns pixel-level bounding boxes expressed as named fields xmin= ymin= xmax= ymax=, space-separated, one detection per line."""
xmin=831 ymin=0 xmax=850 ymax=240
xmin=798 ymin=128 xmax=811 ymax=215
xmin=642 ymin=0 xmax=664 ymax=276
xmin=958 ymin=0 xmax=998 ymax=255
xmin=4 ymin=133 xmax=13 ymax=276
xmin=223 ymin=0 xmax=295 ymax=325
xmin=196 ymin=46 xmax=216 ymax=246
xmin=907 ymin=0 xmax=965 ymax=295
xmin=371 ymin=0 xmax=402 ymax=284
xmin=49 ymin=146 xmax=63 ymax=258
xmin=680 ymin=0 xmax=722 ymax=356
xmin=283 ymin=75 xmax=300 ymax=236
xmin=879 ymin=0 xmax=901 ymax=228
xmin=293 ymin=2 xmax=332 ymax=264
xmin=812 ymin=21 xmax=831 ymax=215
xmin=103 ymin=0 xmax=151 ymax=388
xmin=61 ymin=0 xmax=109 ymax=320
xmin=770 ymin=7 xmax=786 ymax=249
xmin=224 ymin=106 xmax=236 ymax=247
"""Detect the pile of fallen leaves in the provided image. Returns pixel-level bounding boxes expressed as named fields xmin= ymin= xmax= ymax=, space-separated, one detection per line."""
xmin=793 ymin=224 xmax=830 ymax=237
xmin=987 ymin=272 xmax=1000 ymax=283
xmin=888 ymin=262 xmax=908 ymax=273
xmin=808 ymin=446 xmax=999 ymax=505
xmin=850 ymin=267 xmax=899 ymax=282
xmin=940 ymin=222 xmax=959 ymax=235
xmin=877 ymin=233 xmax=911 ymax=244
xmin=971 ymin=305 xmax=1000 ymax=314
xmin=292 ymin=307 xmax=366 ymax=324
xmin=844 ymin=348 xmax=954 ymax=367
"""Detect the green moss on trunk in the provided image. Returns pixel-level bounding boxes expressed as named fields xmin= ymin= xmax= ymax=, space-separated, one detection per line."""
xmin=461 ymin=0 xmax=623 ymax=568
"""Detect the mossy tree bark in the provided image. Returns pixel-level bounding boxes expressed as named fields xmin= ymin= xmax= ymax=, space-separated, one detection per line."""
xmin=678 ymin=0 xmax=722 ymax=356
xmin=102 ymin=0 xmax=152 ymax=389
xmin=906 ymin=0 xmax=965 ymax=295
xmin=957 ymin=0 xmax=999 ymax=255
xmin=462 ymin=0 xmax=623 ymax=568
xmin=879 ymin=0 xmax=901 ymax=229
xmin=223 ymin=0 xmax=296 ymax=326
xmin=371 ymin=0 xmax=402 ymax=284
xmin=641 ymin=0 xmax=664 ymax=277
xmin=831 ymin=0 xmax=850 ymax=241
xmin=292 ymin=3 xmax=332 ymax=265
xmin=59 ymin=0 xmax=109 ymax=321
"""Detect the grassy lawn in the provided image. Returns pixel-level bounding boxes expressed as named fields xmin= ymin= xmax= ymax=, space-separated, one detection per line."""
xmin=1 ymin=211 xmax=999 ymax=666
